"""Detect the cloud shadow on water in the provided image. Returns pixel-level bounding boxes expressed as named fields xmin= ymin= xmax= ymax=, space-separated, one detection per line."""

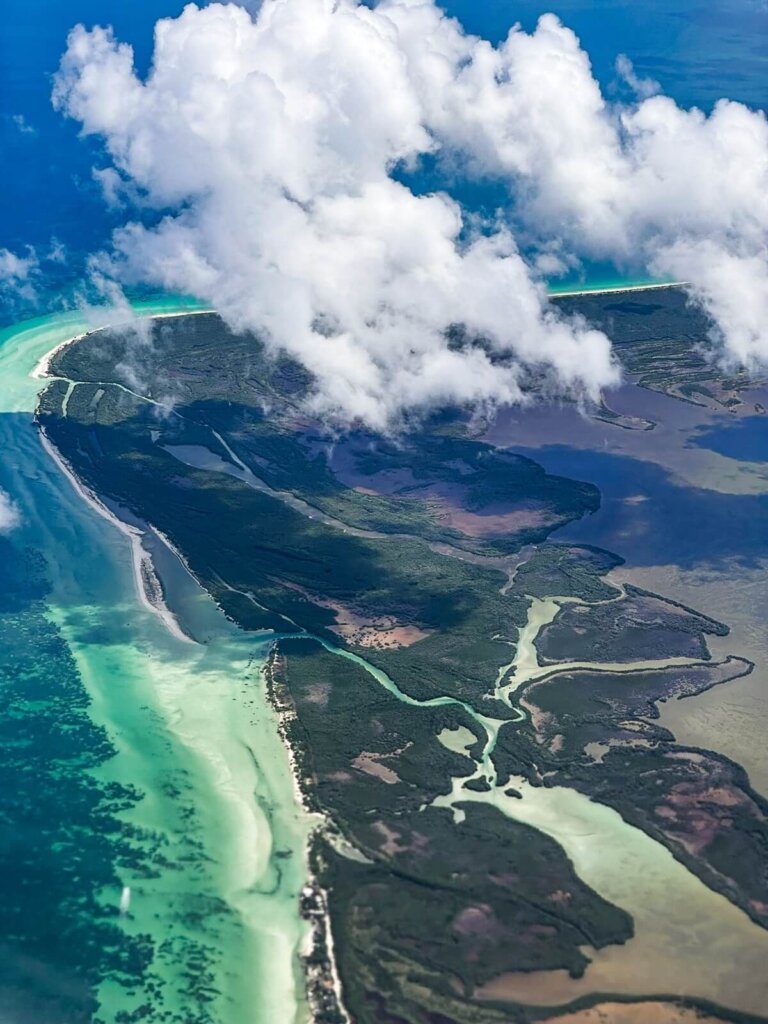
xmin=512 ymin=443 xmax=768 ymax=571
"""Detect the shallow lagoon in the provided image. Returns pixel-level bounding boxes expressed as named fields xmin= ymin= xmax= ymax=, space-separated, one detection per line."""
xmin=489 ymin=386 xmax=768 ymax=796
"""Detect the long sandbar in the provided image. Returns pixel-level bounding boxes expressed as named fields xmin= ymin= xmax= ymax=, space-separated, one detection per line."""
xmin=550 ymin=281 xmax=685 ymax=299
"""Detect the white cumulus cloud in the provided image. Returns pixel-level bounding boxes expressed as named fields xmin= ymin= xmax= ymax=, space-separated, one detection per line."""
xmin=0 ymin=489 xmax=20 ymax=534
xmin=615 ymin=54 xmax=660 ymax=100
xmin=51 ymin=0 xmax=768 ymax=426
xmin=0 ymin=247 xmax=39 ymax=304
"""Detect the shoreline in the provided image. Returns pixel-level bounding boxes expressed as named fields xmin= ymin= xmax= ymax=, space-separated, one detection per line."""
xmin=264 ymin=646 xmax=350 ymax=1024
xmin=37 ymin=424 xmax=196 ymax=646
xmin=31 ymin=307 xmax=221 ymax=643
xmin=29 ymin=305 xmax=325 ymax=1023
xmin=549 ymin=280 xmax=685 ymax=299
xmin=31 ymin=307 xmax=215 ymax=381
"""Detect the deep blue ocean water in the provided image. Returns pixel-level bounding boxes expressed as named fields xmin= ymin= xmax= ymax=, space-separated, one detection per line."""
xmin=2 ymin=0 xmax=768 ymax=323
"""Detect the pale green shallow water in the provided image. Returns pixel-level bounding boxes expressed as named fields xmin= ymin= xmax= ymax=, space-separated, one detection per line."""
xmin=0 ymin=302 xmax=315 ymax=1023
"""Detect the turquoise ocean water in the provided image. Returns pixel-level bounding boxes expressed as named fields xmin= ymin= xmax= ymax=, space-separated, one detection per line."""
xmin=0 ymin=306 xmax=316 ymax=1022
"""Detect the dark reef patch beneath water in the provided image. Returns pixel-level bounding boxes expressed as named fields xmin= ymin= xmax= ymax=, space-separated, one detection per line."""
xmin=0 ymin=537 xmax=152 ymax=1023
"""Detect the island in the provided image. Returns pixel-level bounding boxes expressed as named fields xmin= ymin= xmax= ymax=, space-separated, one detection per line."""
xmin=32 ymin=290 xmax=768 ymax=1024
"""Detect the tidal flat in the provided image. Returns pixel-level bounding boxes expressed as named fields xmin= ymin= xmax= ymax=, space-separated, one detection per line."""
xmin=486 ymin=289 xmax=768 ymax=798
xmin=501 ymin=431 xmax=768 ymax=797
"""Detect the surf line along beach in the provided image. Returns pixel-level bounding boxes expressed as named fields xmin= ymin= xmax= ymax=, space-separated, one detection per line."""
xmin=32 ymin=306 xmax=218 ymax=645
xmin=0 ymin=301 xmax=319 ymax=1024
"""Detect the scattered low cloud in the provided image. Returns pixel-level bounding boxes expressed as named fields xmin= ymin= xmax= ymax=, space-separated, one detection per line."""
xmin=0 ymin=241 xmax=73 ymax=312
xmin=51 ymin=0 xmax=768 ymax=426
xmin=0 ymin=489 xmax=20 ymax=534
xmin=92 ymin=166 xmax=149 ymax=210
xmin=0 ymin=247 xmax=39 ymax=304
xmin=615 ymin=54 xmax=660 ymax=99
xmin=11 ymin=113 xmax=37 ymax=136
xmin=47 ymin=238 xmax=68 ymax=265
xmin=2 ymin=113 xmax=37 ymax=137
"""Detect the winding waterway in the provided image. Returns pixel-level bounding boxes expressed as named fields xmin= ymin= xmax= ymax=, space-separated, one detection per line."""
xmin=305 ymin=593 xmax=768 ymax=1015
xmin=432 ymin=600 xmax=768 ymax=1014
